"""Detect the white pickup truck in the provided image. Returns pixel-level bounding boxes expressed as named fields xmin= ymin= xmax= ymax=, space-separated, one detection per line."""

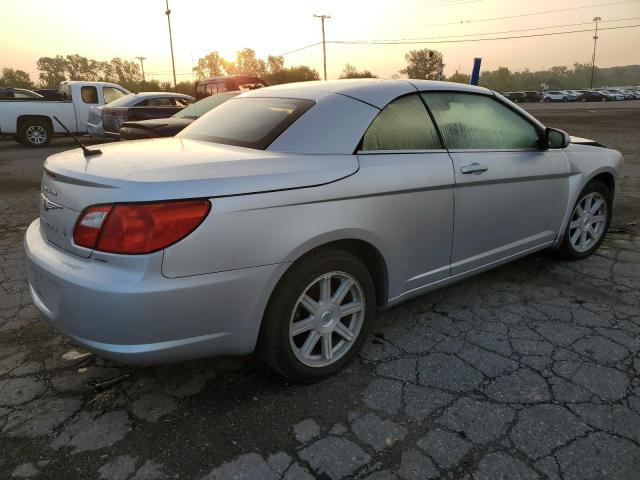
xmin=0 ymin=81 xmax=130 ymax=147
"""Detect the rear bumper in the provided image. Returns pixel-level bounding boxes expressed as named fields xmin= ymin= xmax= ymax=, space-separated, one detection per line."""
xmin=24 ymin=219 xmax=282 ymax=364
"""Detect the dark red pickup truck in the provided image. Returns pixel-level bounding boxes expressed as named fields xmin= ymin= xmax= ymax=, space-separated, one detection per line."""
xmin=195 ymin=75 xmax=268 ymax=99
xmin=101 ymin=92 xmax=194 ymax=139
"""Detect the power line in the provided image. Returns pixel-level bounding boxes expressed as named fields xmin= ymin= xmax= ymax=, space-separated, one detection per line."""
xmin=416 ymin=0 xmax=640 ymax=27
xmin=328 ymin=23 xmax=640 ymax=46
xmin=343 ymin=16 xmax=640 ymax=42
xmin=278 ymin=42 xmax=321 ymax=57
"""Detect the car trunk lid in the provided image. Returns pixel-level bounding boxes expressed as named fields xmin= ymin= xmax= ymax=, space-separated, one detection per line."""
xmin=41 ymin=138 xmax=358 ymax=257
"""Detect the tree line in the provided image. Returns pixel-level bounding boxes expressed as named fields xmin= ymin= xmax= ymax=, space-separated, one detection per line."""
xmin=1 ymin=49 xmax=638 ymax=95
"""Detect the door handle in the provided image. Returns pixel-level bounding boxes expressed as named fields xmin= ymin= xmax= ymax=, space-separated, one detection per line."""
xmin=460 ymin=163 xmax=489 ymax=175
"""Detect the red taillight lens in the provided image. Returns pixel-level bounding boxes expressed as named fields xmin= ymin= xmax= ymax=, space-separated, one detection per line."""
xmin=73 ymin=200 xmax=211 ymax=254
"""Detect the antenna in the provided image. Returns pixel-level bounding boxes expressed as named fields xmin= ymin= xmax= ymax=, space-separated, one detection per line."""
xmin=52 ymin=116 xmax=102 ymax=157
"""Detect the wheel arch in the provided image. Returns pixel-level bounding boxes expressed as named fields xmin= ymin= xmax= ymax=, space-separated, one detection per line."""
xmin=17 ymin=115 xmax=53 ymax=133
xmin=588 ymin=170 xmax=616 ymax=196
xmin=278 ymin=232 xmax=390 ymax=308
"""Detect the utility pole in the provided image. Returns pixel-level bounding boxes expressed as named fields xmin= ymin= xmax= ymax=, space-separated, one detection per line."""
xmin=314 ymin=14 xmax=331 ymax=80
xmin=136 ymin=56 xmax=147 ymax=82
xmin=165 ymin=0 xmax=177 ymax=90
xmin=590 ymin=16 xmax=602 ymax=89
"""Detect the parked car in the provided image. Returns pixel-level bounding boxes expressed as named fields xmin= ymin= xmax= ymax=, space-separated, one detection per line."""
xmin=100 ymin=92 xmax=195 ymax=139
xmin=593 ymin=90 xmax=617 ymax=101
xmin=542 ymin=91 xmax=570 ymax=102
xmin=35 ymin=89 xmax=63 ymax=101
xmin=523 ymin=91 xmax=542 ymax=102
xmin=608 ymin=89 xmax=635 ymax=100
xmin=600 ymin=90 xmax=625 ymax=101
xmin=0 ymin=88 xmax=44 ymax=100
xmin=503 ymin=91 xmax=526 ymax=103
xmin=25 ymin=80 xmax=623 ymax=382
xmin=0 ymin=81 xmax=130 ymax=147
xmin=577 ymin=91 xmax=608 ymax=102
xmin=119 ymin=91 xmax=239 ymax=140
xmin=195 ymin=75 xmax=268 ymax=99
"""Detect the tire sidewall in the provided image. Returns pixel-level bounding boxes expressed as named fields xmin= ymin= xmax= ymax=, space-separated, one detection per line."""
xmin=262 ymin=251 xmax=376 ymax=382
xmin=559 ymin=180 xmax=612 ymax=259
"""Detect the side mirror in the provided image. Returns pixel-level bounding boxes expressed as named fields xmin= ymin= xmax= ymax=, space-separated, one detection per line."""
xmin=544 ymin=127 xmax=571 ymax=149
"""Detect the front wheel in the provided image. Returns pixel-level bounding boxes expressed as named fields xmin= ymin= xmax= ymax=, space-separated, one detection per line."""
xmin=259 ymin=248 xmax=376 ymax=382
xmin=556 ymin=180 xmax=612 ymax=260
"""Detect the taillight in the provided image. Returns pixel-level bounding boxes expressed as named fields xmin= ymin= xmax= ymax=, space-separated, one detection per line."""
xmin=73 ymin=205 xmax=112 ymax=249
xmin=73 ymin=200 xmax=211 ymax=254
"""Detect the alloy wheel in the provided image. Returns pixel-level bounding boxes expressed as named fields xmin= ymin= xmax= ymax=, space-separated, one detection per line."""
xmin=289 ymin=271 xmax=365 ymax=367
xmin=568 ymin=192 xmax=607 ymax=252
xmin=26 ymin=125 xmax=47 ymax=145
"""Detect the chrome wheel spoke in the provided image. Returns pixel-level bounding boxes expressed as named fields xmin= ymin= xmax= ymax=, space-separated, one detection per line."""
xmin=591 ymin=215 xmax=605 ymax=223
xmin=569 ymin=219 xmax=581 ymax=229
xmin=334 ymin=321 xmax=355 ymax=342
xmin=570 ymin=228 xmax=582 ymax=245
xmin=340 ymin=302 xmax=363 ymax=318
xmin=331 ymin=278 xmax=353 ymax=304
xmin=300 ymin=295 xmax=319 ymax=314
xmin=319 ymin=275 xmax=332 ymax=303
xmin=579 ymin=231 xmax=588 ymax=248
xmin=299 ymin=331 xmax=320 ymax=359
xmin=590 ymin=198 xmax=603 ymax=214
xmin=291 ymin=317 xmax=315 ymax=336
xmin=321 ymin=334 xmax=333 ymax=360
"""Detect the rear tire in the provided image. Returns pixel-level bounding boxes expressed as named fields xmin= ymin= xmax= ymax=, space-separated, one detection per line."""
xmin=18 ymin=119 xmax=52 ymax=148
xmin=556 ymin=180 xmax=612 ymax=260
xmin=258 ymin=248 xmax=376 ymax=383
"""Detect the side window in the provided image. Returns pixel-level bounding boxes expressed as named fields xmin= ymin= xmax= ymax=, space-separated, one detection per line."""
xmin=361 ymin=94 xmax=441 ymax=151
xmin=216 ymin=82 xmax=227 ymax=93
xmin=80 ymin=86 xmax=99 ymax=104
xmin=206 ymin=84 xmax=216 ymax=96
xmin=422 ymin=92 xmax=539 ymax=150
xmin=147 ymin=97 xmax=173 ymax=107
xmin=103 ymin=86 xmax=126 ymax=104
xmin=196 ymin=84 xmax=206 ymax=97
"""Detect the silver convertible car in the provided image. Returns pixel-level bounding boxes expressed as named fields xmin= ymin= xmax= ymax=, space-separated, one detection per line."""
xmin=25 ymin=79 xmax=623 ymax=382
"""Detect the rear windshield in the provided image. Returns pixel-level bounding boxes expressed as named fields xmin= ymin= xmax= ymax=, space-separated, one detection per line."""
xmin=104 ymin=94 xmax=137 ymax=107
xmin=177 ymin=97 xmax=315 ymax=149
xmin=174 ymin=91 xmax=239 ymax=119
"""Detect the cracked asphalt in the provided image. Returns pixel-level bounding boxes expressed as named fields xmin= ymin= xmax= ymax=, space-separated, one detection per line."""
xmin=1 ymin=104 xmax=639 ymax=479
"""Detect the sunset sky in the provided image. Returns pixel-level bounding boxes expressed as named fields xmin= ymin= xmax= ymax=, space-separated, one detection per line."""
xmin=1 ymin=0 xmax=639 ymax=83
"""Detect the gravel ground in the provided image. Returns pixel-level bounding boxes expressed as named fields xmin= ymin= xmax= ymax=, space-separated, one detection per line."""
xmin=0 ymin=104 xmax=638 ymax=479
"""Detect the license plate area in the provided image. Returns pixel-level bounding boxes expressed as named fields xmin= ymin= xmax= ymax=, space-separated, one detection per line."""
xmin=39 ymin=193 xmax=89 ymax=258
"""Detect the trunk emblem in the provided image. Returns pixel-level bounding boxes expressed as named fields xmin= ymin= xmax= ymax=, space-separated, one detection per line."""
xmin=43 ymin=184 xmax=58 ymax=196
xmin=41 ymin=193 xmax=62 ymax=211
